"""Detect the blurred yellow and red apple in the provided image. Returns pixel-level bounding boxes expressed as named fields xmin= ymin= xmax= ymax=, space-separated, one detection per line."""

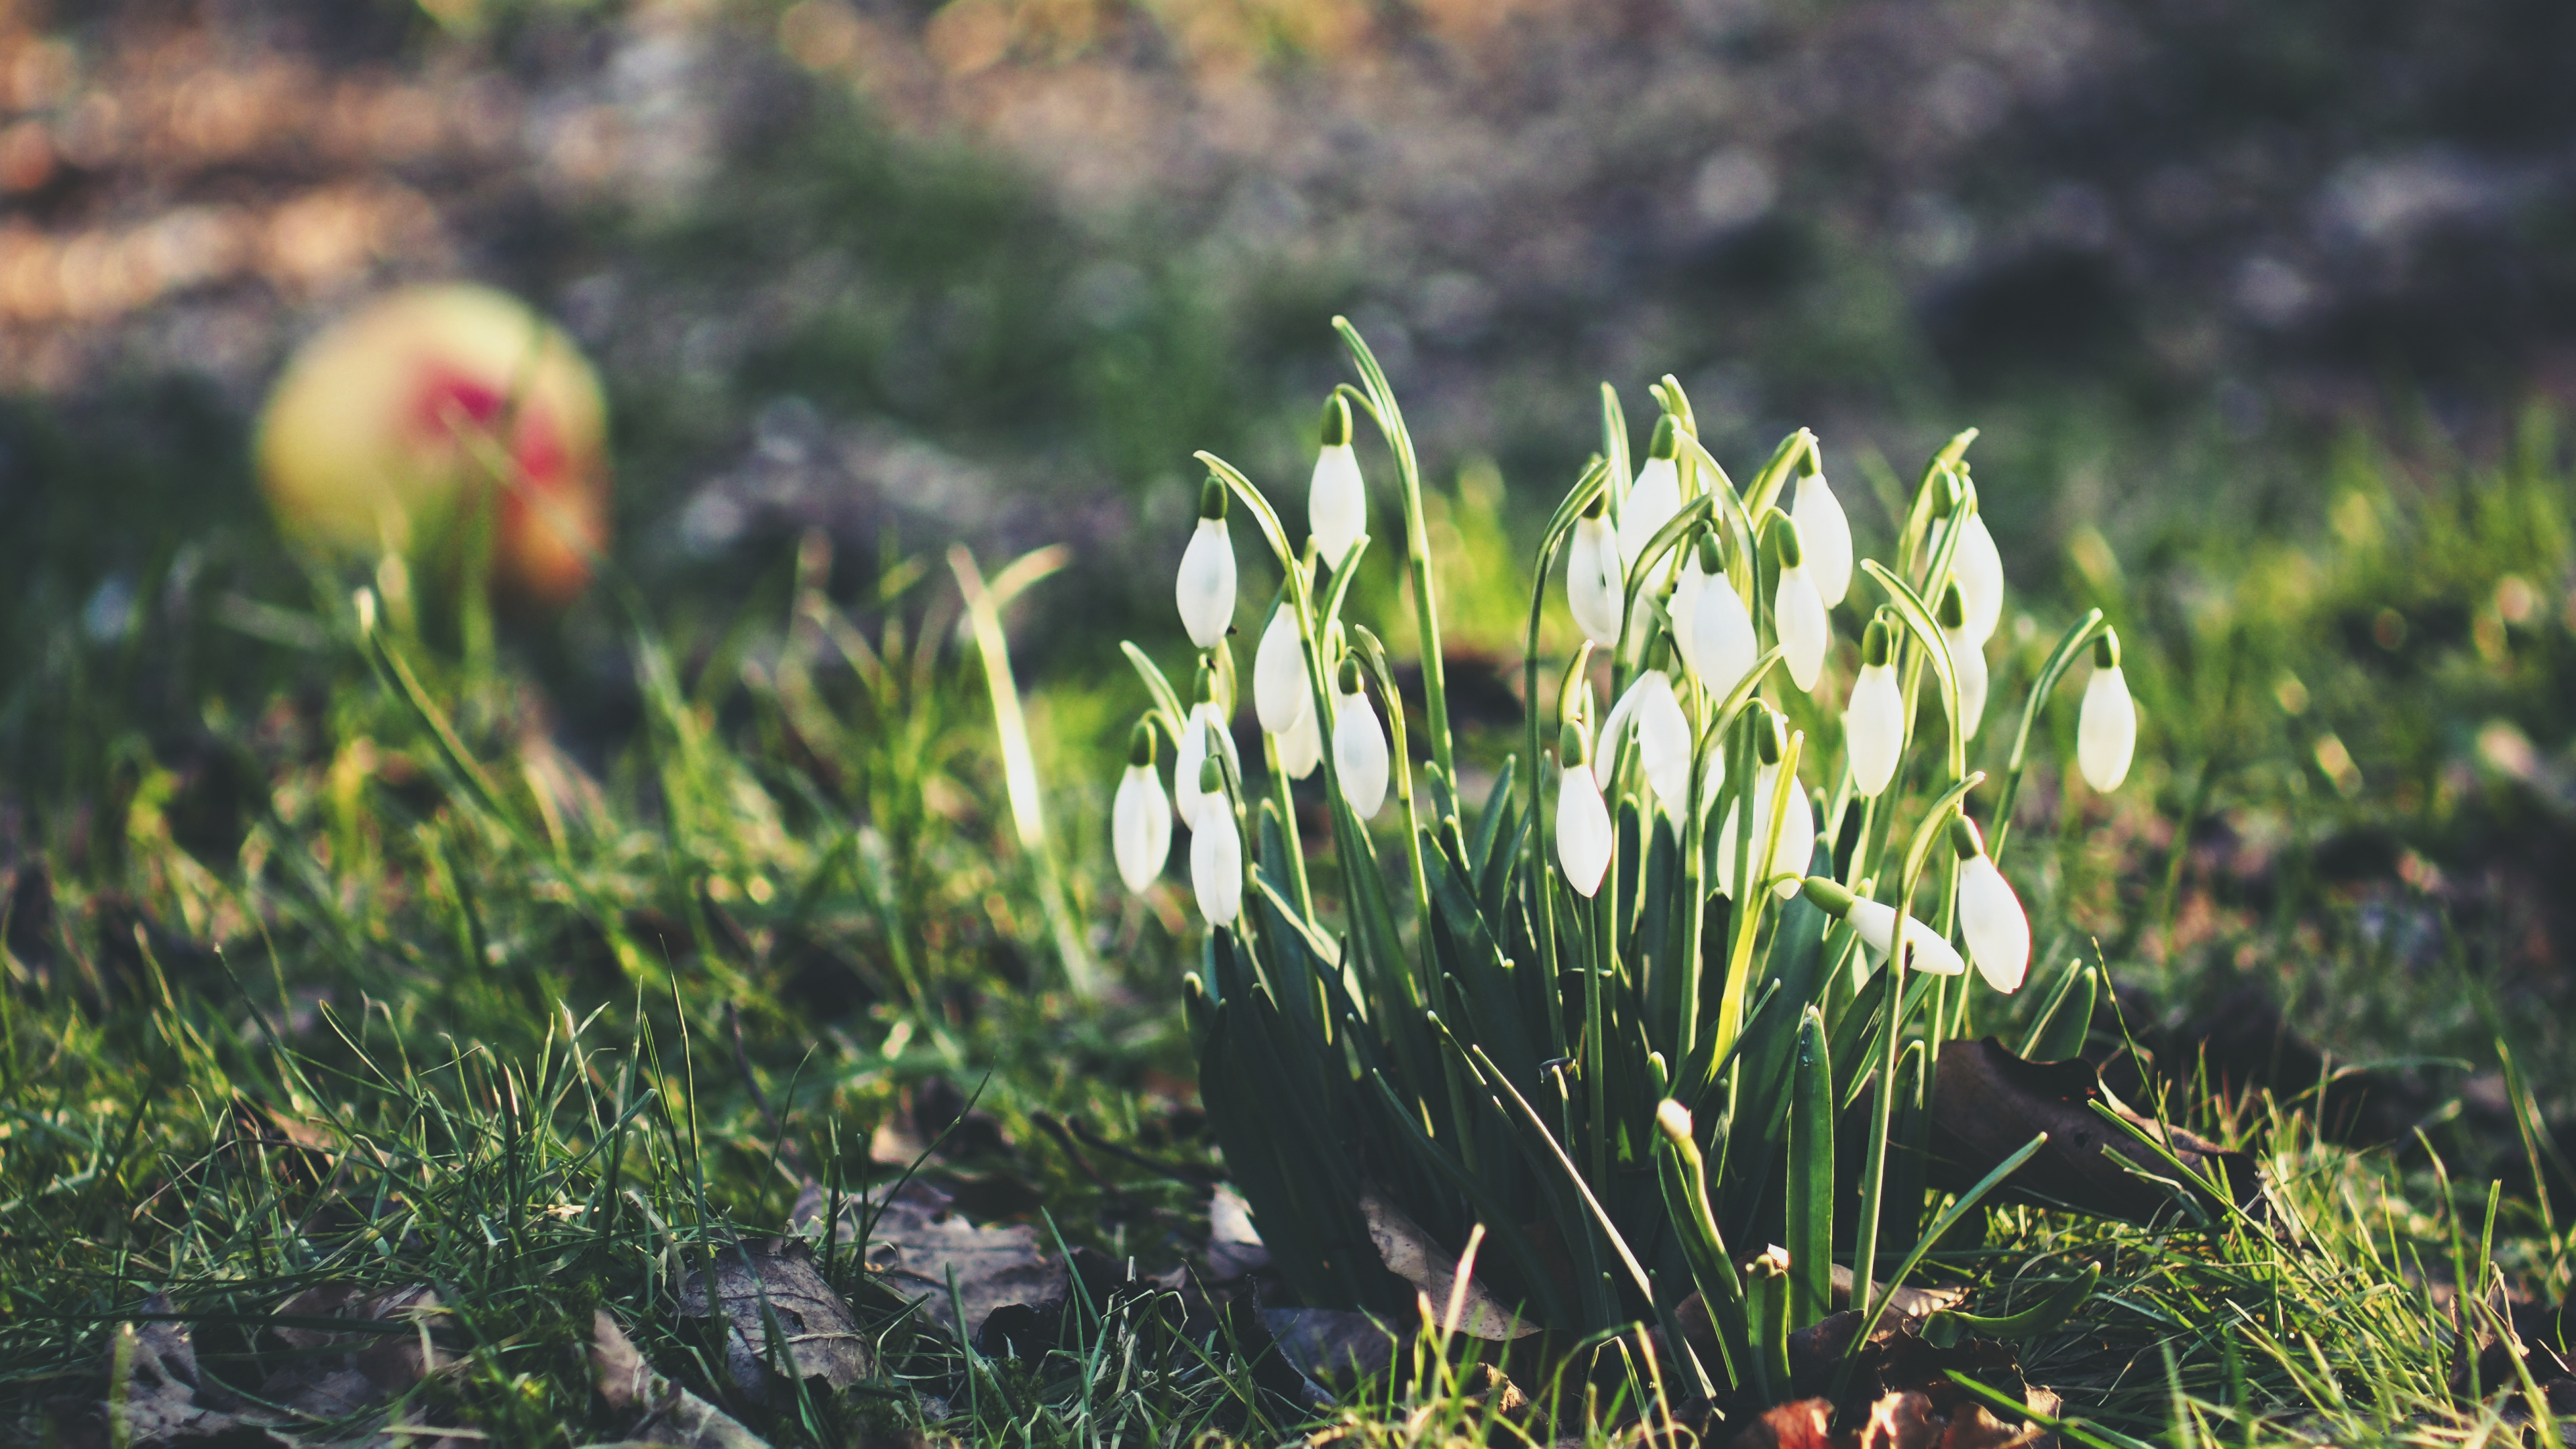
xmin=256 ymin=283 xmax=610 ymax=606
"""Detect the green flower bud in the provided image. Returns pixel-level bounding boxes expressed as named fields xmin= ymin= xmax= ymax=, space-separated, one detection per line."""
xmin=1129 ymin=720 xmax=1157 ymax=767
xmin=1696 ymin=529 xmax=1724 ymax=576
xmin=1194 ymin=658 xmax=1220 ymax=704
xmin=2093 ymin=628 xmax=2121 ymax=669
xmin=1648 ymin=413 xmax=1679 ymax=460
xmin=1559 ymin=721 xmax=1589 ymax=768
xmin=1198 ymin=476 xmax=1229 ymax=522
xmin=1949 ymin=814 xmax=1986 ymax=860
xmin=1756 ymin=707 xmax=1785 ymax=765
xmin=1655 ymin=1098 xmax=1694 ymax=1144
xmin=1862 ymin=616 xmax=1892 ymax=667
xmin=1320 ymin=394 xmax=1352 ymax=449
xmin=1582 ymin=488 xmax=1608 ymax=520
xmin=1772 ymin=515 xmax=1805 ymax=569
xmin=1937 ymin=580 xmax=1967 ymax=631
xmin=1799 ymin=875 xmax=1856 ymax=916
xmin=1199 ymin=753 xmax=1223 ymax=794
xmin=1338 ymin=656 xmax=1363 ymax=695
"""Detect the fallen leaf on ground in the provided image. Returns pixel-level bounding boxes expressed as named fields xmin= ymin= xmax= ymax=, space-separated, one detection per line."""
xmin=792 ymin=1177 xmax=1067 ymax=1340
xmin=262 ymin=1283 xmax=452 ymax=1423
xmin=1205 ymin=1183 xmax=1271 ymax=1281
xmin=74 ymin=1296 xmax=293 ymax=1448
xmin=1357 ymin=1187 xmax=1534 ymax=1340
xmin=1931 ymin=1037 xmax=2271 ymax=1226
xmin=676 ymin=1238 xmax=873 ymax=1397
xmin=1260 ymin=1305 xmax=1399 ymax=1390
xmin=590 ymin=1310 xmax=773 ymax=1449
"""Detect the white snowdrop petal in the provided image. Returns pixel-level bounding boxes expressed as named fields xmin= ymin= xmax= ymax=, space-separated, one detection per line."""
xmin=1619 ymin=457 xmax=1683 ymax=568
xmin=1113 ymin=763 xmax=1173 ymax=894
xmin=1171 ymin=704 xmax=1239 ymax=829
xmin=1592 ymin=682 xmax=1644 ymax=793
xmin=1253 ymin=607 xmax=1311 ymax=735
xmin=1191 ymin=811 xmax=1242 ymax=924
xmin=1956 ymin=855 xmax=2031 ymax=993
xmin=1176 ymin=518 xmax=1238 ymax=649
xmin=1792 ymin=474 xmax=1855 ymax=608
xmin=1334 ymin=690 xmax=1391 ymax=820
xmin=1556 ymin=764 xmax=1615 ymax=897
xmin=1955 ymin=511 xmax=2004 ymax=647
xmin=1776 ymin=567 xmax=1830 ymax=692
xmin=1635 ymin=675 xmax=1693 ymax=815
xmin=1844 ymin=663 xmax=1904 ymax=798
xmin=2078 ymin=665 xmax=2137 ymax=791
xmin=1277 ymin=704 xmax=1324 ymax=780
xmin=1946 ymin=627 xmax=1989 ymax=741
xmin=1670 ymin=557 xmax=1706 ymax=663
xmin=1769 ymin=784 xmax=1817 ymax=897
xmin=1690 ymin=574 xmax=1759 ymax=697
xmin=1715 ymin=761 xmax=1810 ymax=897
xmin=1568 ymin=517 xmax=1625 ymax=646
xmin=1309 ymin=444 xmax=1367 ymax=565
xmin=1847 ymin=900 xmax=1966 ymax=975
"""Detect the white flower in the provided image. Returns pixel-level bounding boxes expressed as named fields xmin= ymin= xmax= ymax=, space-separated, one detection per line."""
xmin=1619 ymin=428 xmax=1683 ymax=568
xmin=1716 ymin=760 xmax=1815 ymax=900
xmin=1597 ymin=669 xmax=1690 ymax=814
xmin=1172 ymin=701 xmax=1239 ymax=830
xmin=1791 ymin=467 xmax=1854 ymax=608
xmin=1112 ymin=726 xmax=1173 ymax=894
xmin=1276 ymin=702 xmax=1323 ymax=780
xmin=1556 ymin=727 xmax=1614 ymax=897
xmin=1670 ymin=543 xmax=1708 ymax=663
xmin=1945 ymin=622 xmax=1988 ymax=740
xmin=1689 ymin=559 xmax=1759 ymax=698
xmin=1333 ymin=665 xmax=1391 ymax=820
xmin=1176 ymin=480 xmax=1238 ymax=649
xmin=1776 ymin=566 xmax=1829 ymax=693
xmin=1846 ymin=898 xmax=1965 ymax=975
xmin=1190 ymin=782 xmax=1243 ymax=924
xmin=1954 ymin=841 xmax=2030 ymax=994
xmin=1953 ymin=506 xmax=2004 ymax=647
xmin=1310 ymin=398 xmax=1366 ymax=566
xmin=1844 ymin=621 xmax=1904 ymax=798
xmin=2078 ymin=633 xmax=2135 ymax=791
xmin=1567 ymin=506 xmax=1625 ymax=647
xmin=1253 ymin=604 xmax=1311 ymax=736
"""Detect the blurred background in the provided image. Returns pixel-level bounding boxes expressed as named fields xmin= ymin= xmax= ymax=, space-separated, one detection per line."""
xmin=5 ymin=0 xmax=2576 ymax=1040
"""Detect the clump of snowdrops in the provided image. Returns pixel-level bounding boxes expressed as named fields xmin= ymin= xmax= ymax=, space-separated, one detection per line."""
xmin=1113 ymin=322 xmax=2137 ymax=1406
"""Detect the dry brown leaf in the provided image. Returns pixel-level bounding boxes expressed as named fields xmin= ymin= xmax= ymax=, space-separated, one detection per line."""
xmin=82 ymin=1297 xmax=295 ymax=1448
xmin=1356 ymin=1186 xmax=1534 ymax=1340
xmin=1259 ymin=1306 xmax=1399 ymax=1390
xmin=1731 ymin=1397 xmax=1834 ymax=1449
xmin=588 ymin=1311 xmax=773 ymax=1449
xmin=1930 ymin=1038 xmax=2270 ymax=1226
xmin=677 ymin=1238 xmax=873 ymax=1397
xmin=794 ymin=1178 xmax=1067 ymax=1340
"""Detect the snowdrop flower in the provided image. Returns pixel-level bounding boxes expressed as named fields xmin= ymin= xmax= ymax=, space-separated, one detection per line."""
xmin=1844 ymin=617 xmax=1904 ymax=798
xmin=1112 ymin=722 xmax=1173 ymax=894
xmin=1953 ymin=499 xmax=2004 ymax=647
xmin=1687 ymin=533 xmax=1758 ymax=698
xmin=1332 ymin=657 xmax=1390 ymax=820
xmin=1176 ymin=478 xmax=1238 ymax=649
xmin=1951 ymin=816 xmax=2029 ymax=993
xmin=1596 ymin=641 xmax=1691 ymax=814
xmin=1938 ymin=581 xmax=1988 ymax=740
xmin=1618 ymin=415 xmax=1684 ymax=568
xmin=1798 ymin=877 xmax=1964 ymax=976
xmin=1790 ymin=457 xmax=1854 ymax=608
xmin=1772 ymin=517 xmax=1830 ymax=693
xmin=1670 ymin=532 xmax=1710 ymax=663
xmin=1253 ymin=602 xmax=1311 ymax=737
xmin=1171 ymin=668 xmax=1239 ymax=830
xmin=1567 ymin=494 xmax=1625 ymax=647
xmin=1275 ymin=701 xmax=1324 ymax=780
xmin=1555 ymin=722 xmax=1614 ymax=898
xmin=1189 ymin=756 xmax=1242 ymax=924
xmin=1716 ymin=712 xmax=1815 ymax=899
xmin=1309 ymin=396 xmax=1366 ymax=567
xmin=2078 ymin=629 xmax=2137 ymax=792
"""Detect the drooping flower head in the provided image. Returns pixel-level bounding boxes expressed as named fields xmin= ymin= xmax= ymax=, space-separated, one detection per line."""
xmin=1189 ymin=753 xmax=1242 ymax=924
xmin=1688 ymin=531 xmax=1758 ymax=698
xmin=1798 ymin=876 xmax=1964 ymax=977
xmin=1770 ymin=514 xmax=1830 ymax=693
xmin=1596 ymin=635 xmax=1691 ymax=814
xmin=1619 ymin=413 xmax=1684 ymax=568
xmin=1333 ymin=655 xmax=1391 ymax=820
xmin=1172 ymin=661 xmax=1239 ymax=830
xmin=1112 ymin=720 xmax=1173 ymax=895
xmin=1555 ymin=720 xmax=1613 ymax=897
xmin=1951 ymin=816 xmax=2029 ymax=993
xmin=1951 ymin=476 xmax=2004 ymax=647
xmin=1253 ymin=598 xmax=1311 ymax=737
xmin=1844 ymin=615 xmax=1904 ymax=798
xmin=1938 ymin=579 xmax=1988 ymax=741
xmin=2078 ymin=628 xmax=2136 ymax=792
xmin=1790 ymin=450 xmax=1854 ymax=608
xmin=1309 ymin=395 xmax=1366 ymax=568
xmin=1568 ymin=491 xmax=1625 ymax=647
xmin=1176 ymin=476 xmax=1238 ymax=649
xmin=1716 ymin=707 xmax=1815 ymax=899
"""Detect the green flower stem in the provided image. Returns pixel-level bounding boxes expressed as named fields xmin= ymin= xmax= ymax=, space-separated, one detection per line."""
xmin=1990 ymin=608 xmax=2111 ymax=865
xmin=1332 ymin=319 xmax=1454 ymax=781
